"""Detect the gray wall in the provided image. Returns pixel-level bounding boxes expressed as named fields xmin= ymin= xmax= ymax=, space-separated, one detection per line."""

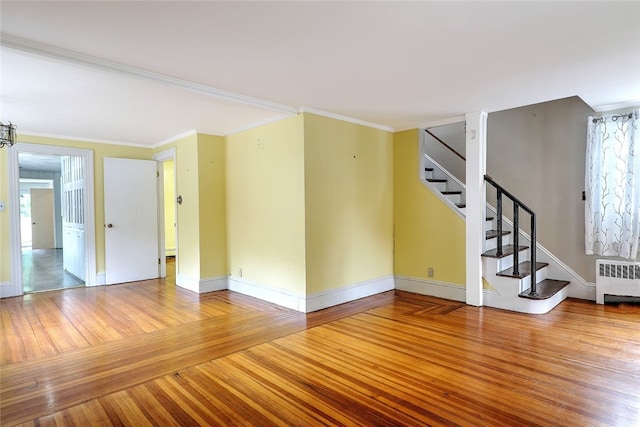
xmin=487 ymin=96 xmax=598 ymax=282
xmin=425 ymin=122 xmax=466 ymax=183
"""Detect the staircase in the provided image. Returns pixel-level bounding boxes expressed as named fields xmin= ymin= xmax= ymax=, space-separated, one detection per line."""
xmin=423 ymin=163 xmax=570 ymax=314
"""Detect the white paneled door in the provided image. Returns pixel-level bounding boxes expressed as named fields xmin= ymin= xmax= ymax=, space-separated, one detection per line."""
xmin=104 ymin=157 xmax=159 ymax=285
xmin=31 ymin=188 xmax=55 ymax=249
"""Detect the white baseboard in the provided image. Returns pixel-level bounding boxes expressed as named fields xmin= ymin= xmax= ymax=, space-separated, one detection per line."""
xmin=200 ymin=276 xmax=228 ymax=293
xmin=228 ymin=276 xmax=303 ymax=311
xmin=0 ymin=281 xmax=18 ymax=298
xmin=305 ymin=275 xmax=395 ymax=313
xmin=395 ymin=275 xmax=466 ymax=302
xmin=177 ymin=273 xmax=227 ymax=294
xmin=228 ymin=275 xmax=395 ymax=313
xmin=93 ymin=272 xmax=106 ymax=286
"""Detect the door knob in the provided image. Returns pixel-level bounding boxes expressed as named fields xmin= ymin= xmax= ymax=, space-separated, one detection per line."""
xmin=107 ymin=224 xmax=113 ymax=228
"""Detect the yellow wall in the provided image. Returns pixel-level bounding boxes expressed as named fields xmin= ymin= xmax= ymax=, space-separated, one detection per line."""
xmin=197 ymin=134 xmax=227 ymax=279
xmin=226 ymin=115 xmax=306 ymax=295
xmin=393 ymin=129 xmax=466 ymax=285
xmin=303 ymin=113 xmax=394 ymax=293
xmin=163 ymin=160 xmax=176 ymax=254
xmin=0 ymin=148 xmax=10 ymax=282
xmin=172 ymin=133 xmax=201 ymax=280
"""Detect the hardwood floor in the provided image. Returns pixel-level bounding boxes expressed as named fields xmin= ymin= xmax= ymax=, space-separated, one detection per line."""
xmin=1 ymin=269 xmax=639 ymax=426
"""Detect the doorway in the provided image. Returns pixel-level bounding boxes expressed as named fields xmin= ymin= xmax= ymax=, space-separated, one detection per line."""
xmin=7 ymin=144 xmax=96 ymax=298
xmin=153 ymin=148 xmax=177 ymax=282
xmin=18 ymin=170 xmax=85 ymax=292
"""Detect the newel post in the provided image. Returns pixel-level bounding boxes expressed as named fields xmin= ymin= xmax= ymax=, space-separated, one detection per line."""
xmin=465 ymin=111 xmax=488 ymax=306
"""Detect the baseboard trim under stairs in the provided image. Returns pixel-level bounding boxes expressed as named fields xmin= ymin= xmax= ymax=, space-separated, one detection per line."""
xmin=422 ymin=156 xmax=573 ymax=314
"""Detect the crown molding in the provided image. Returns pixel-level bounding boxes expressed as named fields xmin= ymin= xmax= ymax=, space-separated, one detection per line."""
xmin=153 ymin=129 xmax=199 ymax=148
xmin=299 ymin=107 xmax=394 ymax=132
xmin=592 ymin=100 xmax=640 ymax=113
xmin=406 ymin=115 xmax=466 ymax=131
xmin=1 ymin=33 xmax=298 ymax=115
xmin=16 ymin=130 xmax=151 ymax=148
xmin=224 ymin=114 xmax=295 ymax=136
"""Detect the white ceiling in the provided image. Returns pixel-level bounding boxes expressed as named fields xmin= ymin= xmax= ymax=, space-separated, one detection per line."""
xmin=1 ymin=1 xmax=639 ymax=147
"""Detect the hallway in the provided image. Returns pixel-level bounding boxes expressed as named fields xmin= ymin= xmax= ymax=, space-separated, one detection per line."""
xmin=22 ymin=248 xmax=84 ymax=293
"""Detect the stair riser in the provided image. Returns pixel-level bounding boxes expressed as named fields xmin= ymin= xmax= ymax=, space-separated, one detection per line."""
xmin=485 ymin=235 xmax=512 ymax=251
xmin=518 ymin=269 xmax=548 ymax=293
xmin=483 ymin=249 xmax=531 ymax=272
xmin=444 ymin=193 xmax=461 ymax=204
xmin=429 ymin=181 xmax=447 ymax=192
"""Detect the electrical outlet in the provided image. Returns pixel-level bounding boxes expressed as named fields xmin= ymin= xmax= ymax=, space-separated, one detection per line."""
xmin=427 ymin=267 xmax=434 ymax=277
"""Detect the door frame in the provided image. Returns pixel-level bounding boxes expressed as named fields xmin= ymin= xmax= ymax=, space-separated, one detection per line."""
xmin=7 ymin=143 xmax=96 ymax=297
xmin=153 ymin=148 xmax=177 ymax=279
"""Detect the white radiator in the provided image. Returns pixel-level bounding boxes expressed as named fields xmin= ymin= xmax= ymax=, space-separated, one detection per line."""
xmin=596 ymin=260 xmax=640 ymax=304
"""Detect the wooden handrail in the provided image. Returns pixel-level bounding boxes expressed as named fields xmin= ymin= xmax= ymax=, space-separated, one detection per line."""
xmin=424 ymin=129 xmax=466 ymax=162
xmin=484 ymin=175 xmax=538 ymax=296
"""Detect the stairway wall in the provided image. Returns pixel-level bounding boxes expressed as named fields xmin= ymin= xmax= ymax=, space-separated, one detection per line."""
xmin=487 ymin=96 xmax=597 ymax=282
xmin=393 ymin=129 xmax=466 ymax=285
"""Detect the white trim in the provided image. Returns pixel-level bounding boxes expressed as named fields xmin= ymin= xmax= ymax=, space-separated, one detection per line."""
xmin=224 ymin=114 xmax=296 ymax=136
xmin=154 ymin=130 xmax=198 ymax=148
xmin=408 ymin=115 xmax=466 ymax=132
xmin=592 ymin=101 xmax=640 ymax=113
xmin=2 ymin=34 xmax=298 ymax=115
xmin=176 ymin=274 xmax=228 ymax=294
xmin=8 ymin=143 xmax=97 ymax=297
xmin=299 ymin=107 xmax=394 ymax=132
xmin=153 ymin=148 xmax=178 ymax=280
xmin=228 ymin=276 xmax=303 ymax=311
xmin=17 ymin=130 xmax=151 ymax=148
xmin=395 ymin=276 xmax=466 ymax=302
xmin=7 ymin=149 xmax=22 ymax=298
xmin=305 ymin=275 xmax=395 ymax=313
xmin=152 ymin=147 xmax=177 ymax=162
xmin=200 ymin=276 xmax=228 ymax=293
xmin=95 ymin=272 xmax=106 ymax=286
xmin=176 ymin=274 xmax=200 ymax=293
xmin=0 ymin=282 xmax=16 ymax=299
xmin=465 ymin=111 xmax=488 ymax=307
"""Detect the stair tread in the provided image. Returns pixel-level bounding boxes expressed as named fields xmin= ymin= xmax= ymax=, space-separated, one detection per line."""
xmin=427 ymin=178 xmax=447 ymax=183
xmin=496 ymin=261 xmax=549 ymax=279
xmin=485 ymin=230 xmax=511 ymax=240
xmin=456 ymin=203 xmax=466 ymax=208
xmin=519 ymin=279 xmax=570 ymax=300
xmin=486 ymin=216 xmax=494 ymax=221
xmin=425 ymin=167 xmax=434 ymax=171
xmin=481 ymin=245 xmax=528 ymax=259
xmin=441 ymin=191 xmax=462 ymax=195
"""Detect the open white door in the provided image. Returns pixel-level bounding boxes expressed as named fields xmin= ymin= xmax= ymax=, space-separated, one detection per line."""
xmin=104 ymin=157 xmax=159 ymax=285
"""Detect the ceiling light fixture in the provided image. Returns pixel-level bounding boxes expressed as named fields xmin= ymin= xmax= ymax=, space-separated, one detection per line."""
xmin=0 ymin=122 xmax=17 ymax=148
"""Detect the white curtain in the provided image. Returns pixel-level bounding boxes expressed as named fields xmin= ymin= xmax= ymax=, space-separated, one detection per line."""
xmin=585 ymin=110 xmax=640 ymax=257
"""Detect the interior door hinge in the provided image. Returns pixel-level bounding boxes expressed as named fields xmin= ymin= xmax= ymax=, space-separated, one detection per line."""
xmin=158 ymin=258 xmax=161 ymax=265
xmin=156 ymin=171 xmax=160 ymax=178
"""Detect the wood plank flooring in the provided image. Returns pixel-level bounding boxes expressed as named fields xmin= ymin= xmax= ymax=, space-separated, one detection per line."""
xmin=1 ymin=268 xmax=639 ymax=426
